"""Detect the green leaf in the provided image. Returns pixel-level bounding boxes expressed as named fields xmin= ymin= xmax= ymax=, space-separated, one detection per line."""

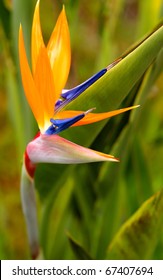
xmin=0 ymin=0 xmax=10 ymax=39
xmin=136 ymin=0 xmax=163 ymax=38
xmin=5 ymin=57 xmax=25 ymax=159
xmin=91 ymin=126 xmax=131 ymax=259
xmin=40 ymin=175 xmax=74 ymax=259
xmin=67 ymin=233 xmax=92 ymax=260
xmin=11 ymin=0 xmax=37 ymax=146
xmin=106 ymin=189 xmax=163 ymax=259
xmin=131 ymin=137 xmax=153 ymax=203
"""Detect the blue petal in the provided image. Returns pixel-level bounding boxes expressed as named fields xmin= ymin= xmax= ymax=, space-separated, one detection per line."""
xmin=45 ymin=113 xmax=85 ymax=135
xmin=55 ymin=68 xmax=107 ymax=111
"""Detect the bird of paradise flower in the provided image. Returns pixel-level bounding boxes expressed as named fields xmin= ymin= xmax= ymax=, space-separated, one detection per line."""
xmin=19 ymin=0 xmax=138 ymax=258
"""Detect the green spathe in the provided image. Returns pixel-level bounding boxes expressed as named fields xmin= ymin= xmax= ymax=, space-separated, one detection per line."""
xmin=64 ymin=25 xmax=163 ymax=146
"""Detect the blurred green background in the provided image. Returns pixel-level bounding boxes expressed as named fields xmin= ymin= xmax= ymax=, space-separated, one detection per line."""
xmin=0 ymin=0 xmax=163 ymax=259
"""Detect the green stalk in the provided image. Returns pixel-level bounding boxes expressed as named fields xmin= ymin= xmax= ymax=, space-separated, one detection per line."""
xmin=20 ymin=161 xmax=39 ymax=259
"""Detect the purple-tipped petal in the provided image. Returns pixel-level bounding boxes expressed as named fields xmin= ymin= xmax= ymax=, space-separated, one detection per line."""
xmin=54 ymin=59 xmax=122 ymax=112
xmin=27 ymin=134 xmax=118 ymax=164
xmin=45 ymin=112 xmax=85 ymax=135
xmin=45 ymin=108 xmax=95 ymax=135
xmin=55 ymin=68 xmax=107 ymax=111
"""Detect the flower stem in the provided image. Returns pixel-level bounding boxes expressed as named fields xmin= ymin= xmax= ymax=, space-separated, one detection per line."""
xmin=20 ymin=161 xmax=39 ymax=259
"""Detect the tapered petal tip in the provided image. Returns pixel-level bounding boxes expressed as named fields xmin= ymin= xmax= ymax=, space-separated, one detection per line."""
xmin=35 ymin=0 xmax=41 ymax=17
xmin=62 ymin=4 xmax=66 ymax=14
xmin=33 ymin=0 xmax=41 ymax=26
xmin=134 ymin=104 xmax=140 ymax=108
xmin=19 ymin=23 xmax=22 ymax=32
xmin=60 ymin=5 xmax=68 ymax=22
xmin=98 ymin=152 xmax=119 ymax=162
xmin=35 ymin=0 xmax=40 ymax=12
xmin=47 ymin=3 xmax=71 ymax=98
xmin=19 ymin=24 xmax=23 ymax=40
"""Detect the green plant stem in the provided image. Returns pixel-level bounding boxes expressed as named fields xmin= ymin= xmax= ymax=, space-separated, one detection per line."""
xmin=20 ymin=161 xmax=39 ymax=259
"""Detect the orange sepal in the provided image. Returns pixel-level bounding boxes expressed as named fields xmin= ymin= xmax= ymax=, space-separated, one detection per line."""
xmin=56 ymin=105 xmax=139 ymax=126
xmin=34 ymin=47 xmax=57 ymax=129
xmin=47 ymin=6 xmax=71 ymax=99
xmin=31 ymin=0 xmax=45 ymax=74
xmin=19 ymin=25 xmax=44 ymax=130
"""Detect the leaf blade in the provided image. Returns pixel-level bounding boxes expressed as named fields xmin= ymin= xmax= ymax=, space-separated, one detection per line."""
xmin=106 ymin=190 xmax=163 ymax=259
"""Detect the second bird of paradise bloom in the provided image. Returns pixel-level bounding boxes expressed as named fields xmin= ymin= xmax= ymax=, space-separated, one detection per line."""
xmin=19 ymin=0 xmax=139 ymax=259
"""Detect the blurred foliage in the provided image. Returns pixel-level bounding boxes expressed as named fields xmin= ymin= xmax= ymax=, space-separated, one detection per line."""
xmin=0 ymin=0 xmax=163 ymax=259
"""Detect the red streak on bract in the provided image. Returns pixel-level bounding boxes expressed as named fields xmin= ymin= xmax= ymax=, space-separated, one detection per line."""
xmin=24 ymin=132 xmax=40 ymax=179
